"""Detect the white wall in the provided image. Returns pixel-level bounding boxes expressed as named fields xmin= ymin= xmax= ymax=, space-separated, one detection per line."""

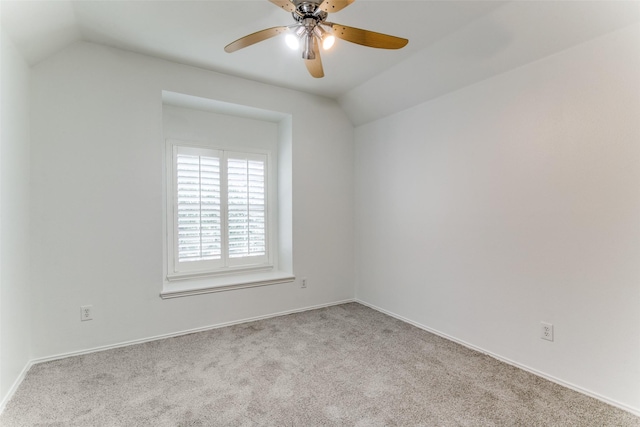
xmin=162 ymin=105 xmax=279 ymax=153
xmin=0 ymin=31 xmax=32 ymax=405
xmin=355 ymin=23 xmax=640 ymax=413
xmin=29 ymin=41 xmax=354 ymax=359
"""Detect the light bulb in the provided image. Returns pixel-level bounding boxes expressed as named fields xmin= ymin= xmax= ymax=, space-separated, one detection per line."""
xmin=285 ymin=34 xmax=299 ymax=50
xmin=322 ymin=35 xmax=335 ymax=50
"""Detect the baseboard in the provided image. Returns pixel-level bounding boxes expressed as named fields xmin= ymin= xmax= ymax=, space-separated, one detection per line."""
xmin=0 ymin=359 xmax=33 ymax=413
xmin=355 ymin=298 xmax=640 ymax=418
xmin=0 ymin=298 xmax=355 ymax=415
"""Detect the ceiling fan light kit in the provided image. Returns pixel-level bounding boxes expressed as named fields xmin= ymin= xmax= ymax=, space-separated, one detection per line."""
xmin=224 ymin=0 xmax=409 ymax=78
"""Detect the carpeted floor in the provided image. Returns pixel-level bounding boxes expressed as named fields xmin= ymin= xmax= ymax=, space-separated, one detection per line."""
xmin=1 ymin=303 xmax=638 ymax=426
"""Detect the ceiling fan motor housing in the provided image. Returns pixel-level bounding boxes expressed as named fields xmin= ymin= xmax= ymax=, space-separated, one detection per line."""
xmin=292 ymin=3 xmax=329 ymax=25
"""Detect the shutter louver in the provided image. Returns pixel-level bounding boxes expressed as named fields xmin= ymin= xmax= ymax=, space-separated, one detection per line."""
xmin=228 ymin=157 xmax=266 ymax=258
xmin=176 ymin=154 xmax=222 ymax=263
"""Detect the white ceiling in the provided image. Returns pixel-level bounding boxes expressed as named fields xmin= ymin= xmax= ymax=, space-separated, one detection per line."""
xmin=2 ymin=0 xmax=639 ymax=124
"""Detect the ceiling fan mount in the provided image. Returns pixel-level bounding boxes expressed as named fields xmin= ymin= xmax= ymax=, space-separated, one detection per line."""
xmin=224 ymin=0 xmax=408 ymax=78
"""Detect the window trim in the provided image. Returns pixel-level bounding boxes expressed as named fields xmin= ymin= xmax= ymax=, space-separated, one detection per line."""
xmin=160 ymin=270 xmax=296 ymax=299
xmin=165 ymin=140 xmax=275 ymax=282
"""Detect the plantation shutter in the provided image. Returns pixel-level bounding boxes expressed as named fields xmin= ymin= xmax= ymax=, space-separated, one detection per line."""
xmin=227 ymin=153 xmax=267 ymax=262
xmin=170 ymin=144 xmax=269 ymax=276
xmin=175 ymin=147 xmax=223 ymax=269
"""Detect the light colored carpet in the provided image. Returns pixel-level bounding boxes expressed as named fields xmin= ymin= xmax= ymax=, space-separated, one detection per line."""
xmin=1 ymin=303 xmax=638 ymax=426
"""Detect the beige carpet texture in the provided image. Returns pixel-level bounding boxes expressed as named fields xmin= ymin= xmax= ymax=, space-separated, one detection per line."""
xmin=2 ymin=303 xmax=638 ymax=426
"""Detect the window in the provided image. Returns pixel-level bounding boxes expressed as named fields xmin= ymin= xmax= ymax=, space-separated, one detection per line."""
xmin=167 ymin=143 xmax=270 ymax=279
xmin=160 ymin=96 xmax=294 ymax=298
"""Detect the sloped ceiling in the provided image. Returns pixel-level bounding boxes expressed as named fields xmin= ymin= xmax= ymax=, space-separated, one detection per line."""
xmin=2 ymin=0 xmax=638 ymax=125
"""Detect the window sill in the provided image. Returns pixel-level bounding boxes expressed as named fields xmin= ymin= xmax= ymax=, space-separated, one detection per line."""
xmin=160 ymin=270 xmax=295 ymax=299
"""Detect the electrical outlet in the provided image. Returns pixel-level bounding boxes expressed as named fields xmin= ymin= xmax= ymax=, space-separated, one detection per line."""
xmin=81 ymin=305 xmax=93 ymax=321
xmin=301 ymin=278 xmax=307 ymax=288
xmin=541 ymin=322 xmax=553 ymax=341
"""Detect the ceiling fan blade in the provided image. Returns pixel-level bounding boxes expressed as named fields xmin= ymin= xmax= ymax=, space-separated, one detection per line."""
xmin=329 ymin=23 xmax=408 ymax=49
xmin=268 ymin=0 xmax=295 ymax=13
xmin=224 ymin=26 xmax=289 ymax=53
xmin=305 ymin=38 xmax=324 ymax=78
xmin=318 ymin=0 xmax=355 ymax=13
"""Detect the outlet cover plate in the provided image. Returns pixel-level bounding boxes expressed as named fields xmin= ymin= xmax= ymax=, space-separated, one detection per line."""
xmin=541 ymin=322 xmax=553 ymax=341
xmin=81 ymin=305 xmax=93 ymax=321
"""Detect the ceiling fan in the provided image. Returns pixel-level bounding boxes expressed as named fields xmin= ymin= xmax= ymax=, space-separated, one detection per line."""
xmin=224 ymin=0 xmax=408 ymax=78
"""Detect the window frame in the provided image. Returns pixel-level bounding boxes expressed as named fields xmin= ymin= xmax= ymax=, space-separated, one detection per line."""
xmin=165 ymin=140 xmax=273 ymax=281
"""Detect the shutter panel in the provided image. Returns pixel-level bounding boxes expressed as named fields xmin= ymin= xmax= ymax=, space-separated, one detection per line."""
xmin=169 ymin=143 xmax=270 ymax=277
xmin=227 ymin=155 xmax=266 ymax=259
xmin=176 ymin=153 xmax=222 ymax=263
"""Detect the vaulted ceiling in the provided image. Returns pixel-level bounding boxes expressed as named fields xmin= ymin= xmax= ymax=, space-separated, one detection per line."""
xmin=2 ymin=0 xmax=638 ymax=124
